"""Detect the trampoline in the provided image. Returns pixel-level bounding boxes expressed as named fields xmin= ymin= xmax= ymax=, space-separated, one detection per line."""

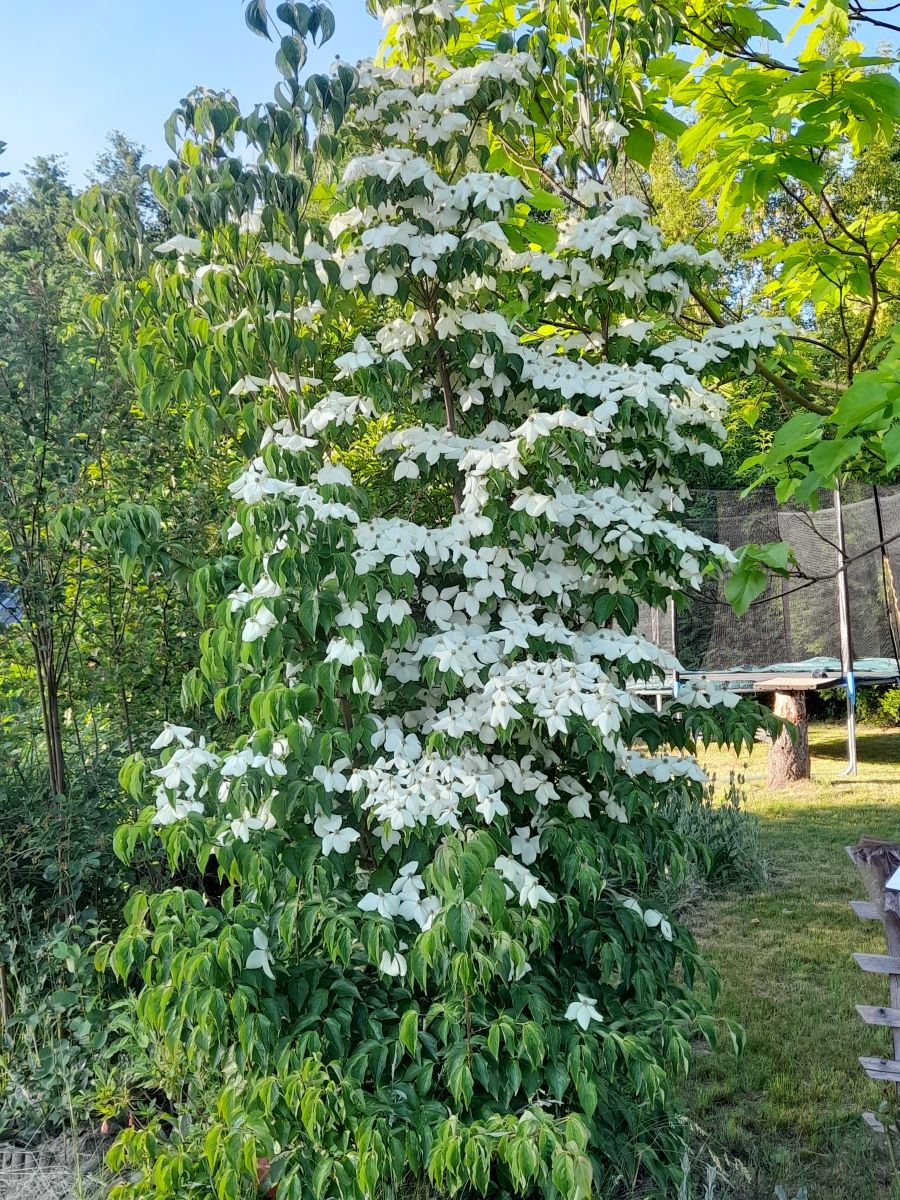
xmin=638 ymin=484 xmax=900 ymax=773
xmin=676 ymin=657 xmax=900 ymax=695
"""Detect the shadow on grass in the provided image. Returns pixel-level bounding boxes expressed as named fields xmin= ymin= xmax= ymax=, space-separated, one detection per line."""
xmin=827 ymin=777 xmax=900 ymax=787
xmin=812 ymin=727 xmax=900 ymax=763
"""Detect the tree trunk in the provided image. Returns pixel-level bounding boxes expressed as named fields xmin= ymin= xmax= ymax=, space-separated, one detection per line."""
xmin=767 ymin=689 xmax=810 ymax=788
xmin=0 ymin=963 xmax=11 ymax=1027
xmin=33 ymin=625 xmax=67 ymax=798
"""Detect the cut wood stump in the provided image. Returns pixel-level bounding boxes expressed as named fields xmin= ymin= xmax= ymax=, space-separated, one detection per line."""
xmin=766 ymin=689 xmax=810 ymax=788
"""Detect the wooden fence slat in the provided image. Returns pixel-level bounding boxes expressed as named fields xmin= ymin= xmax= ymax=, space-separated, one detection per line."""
xmin=856 ymin=1004 xmax=900 ymax=1027
xmin=860 ymin=1056 xmax=900 ymax=1082
xmin=850 ymin=840 xmax=900 ymax=1106
xmin=853 ymin=952 xmax=900 ymax=974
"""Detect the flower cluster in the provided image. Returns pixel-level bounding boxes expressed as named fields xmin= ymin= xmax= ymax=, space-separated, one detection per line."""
xmin=145 ymin=107 xmax=779 ymax=988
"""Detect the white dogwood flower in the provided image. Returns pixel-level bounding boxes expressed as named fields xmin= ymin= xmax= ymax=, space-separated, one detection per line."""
xmin=510 ymin=825 xmax=540 ymax=865
xmin=261 ymin=241 xmax=304 ymax=264
xmin=154 ymin=233 xmax=202 ymax=256
xmin=242 ymin=606 xmax=278 ymax=643
xmin=643 ymin=909 xmax=673 ymax=941
xmin=313 ymin=759 xmax=351 ymax=793
xmin=229 ymin=375 xmax=267 ymax=395
xmin=314 ymin=813 xmax=361 ymax=856
xmin=150 ymin=723 xmax=194 ymax=751
xmin=376 ymin=591 xmax=412 ymax=624
xmin=565 ymin=994 xmax=604 ymax=1030
xmin=231 ymin=800 xmax=277 ymax=843
xmin=359 ymin=888 xmax=402 ymax=919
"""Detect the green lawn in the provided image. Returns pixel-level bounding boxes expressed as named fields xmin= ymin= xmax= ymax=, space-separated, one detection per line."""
xmin=687 ymin=726 xmax=900 ymax=1199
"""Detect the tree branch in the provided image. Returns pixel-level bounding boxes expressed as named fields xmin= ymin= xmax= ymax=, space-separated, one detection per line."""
xmin=688 ymin=286 xmax=832 ymax=416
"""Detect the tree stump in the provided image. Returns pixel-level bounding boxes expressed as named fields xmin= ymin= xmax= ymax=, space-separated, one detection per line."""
xmin=767 ymin=689 xmax=810 ymax=788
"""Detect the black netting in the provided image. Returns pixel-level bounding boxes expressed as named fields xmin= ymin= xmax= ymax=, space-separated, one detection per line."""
xmin=637 ymin=486 xmax=900 ymax=672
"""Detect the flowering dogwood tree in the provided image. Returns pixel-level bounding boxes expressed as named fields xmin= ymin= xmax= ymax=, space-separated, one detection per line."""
xmin=81 ymin=6 xmax=783 ymax=1198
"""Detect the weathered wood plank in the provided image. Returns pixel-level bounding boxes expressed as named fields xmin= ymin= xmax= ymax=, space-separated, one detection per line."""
xmin=850 ymin=900 xmax=882 ymax=921
xmin=862 ymin=1111 xmax=897 ymax=1134
xmin=853 ymin=952 xmax=900 ymax=974
xmin=856 ymin=1004 xmax=900 ymax=1027
xmin=860 ymin=1056 xmax=900 ymax=1082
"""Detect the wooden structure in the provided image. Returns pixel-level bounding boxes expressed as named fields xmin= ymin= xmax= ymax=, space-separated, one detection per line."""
xmin=849 ymin=839 xmax=900 ymax=1139
xmin=768 ymin=689 xmax=810 ymax=787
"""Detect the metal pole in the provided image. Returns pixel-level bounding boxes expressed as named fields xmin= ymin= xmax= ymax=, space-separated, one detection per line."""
xmin=834 ymin=483 xmax=858 ymax=776
xmin=648 ymin=606 xmax=664 ymax=712
xmin=667 ymin=497 xmax=680 ymax=701
xmin=669 ymin=596 xmax=679 ymax=699
xmin=873 ymin=484 xmax=900 ymax=675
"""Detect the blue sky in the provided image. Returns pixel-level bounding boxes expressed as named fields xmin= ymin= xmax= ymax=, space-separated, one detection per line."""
xmin=0 ymin=1 xmax=382 ymax=187
xmin=1 ymin=4 xmax=894 ymax=189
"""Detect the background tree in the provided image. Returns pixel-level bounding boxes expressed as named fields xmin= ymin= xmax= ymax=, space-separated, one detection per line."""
xmin=0 ymin=155 xmax=96 ymax=800
xmin=0 ymin=143 xmax=225 ymax=1135
xmin=388 ymin=2 xmax=900 ymax=604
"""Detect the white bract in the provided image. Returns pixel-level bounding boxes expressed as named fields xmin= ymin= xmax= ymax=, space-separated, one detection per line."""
xmin=154 ymin=233 xmax=203 ymax=256
xmin=246 ymin=928 xmax=275 ymax=980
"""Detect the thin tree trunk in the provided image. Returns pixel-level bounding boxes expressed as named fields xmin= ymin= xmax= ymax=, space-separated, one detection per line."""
xmin=767 ymin=689 xmax=810 ymax=788
xmin=33 ymin=625 xmax=67 ymax=798
xmin=0 ymin=963 xmax=10 ymax=1027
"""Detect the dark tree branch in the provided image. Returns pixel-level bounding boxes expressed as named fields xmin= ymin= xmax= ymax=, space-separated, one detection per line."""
xmin=688 ymin=286 xmax=832 ymax=416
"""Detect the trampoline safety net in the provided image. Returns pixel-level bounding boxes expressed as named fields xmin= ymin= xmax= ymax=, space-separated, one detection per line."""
xmin=637 ymin=485 xmax=900 ymax=672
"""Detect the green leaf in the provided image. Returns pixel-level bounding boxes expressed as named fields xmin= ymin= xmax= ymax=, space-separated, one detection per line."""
xmin=724 ymin=563 xmax=768 ymax=617
xmin=487 ymin=1023 xmax=501 ymax=1061
xmin=529 ymin=188 xmax=566 ymax=212
xmin=752 ymin=541 xmax=793 ymax=572
xmin=299 ymin=594 xmax=320 ymax=637
xmin=768 ymin=410 xmax=823 ymax=461
xmin=521 ymin=220 xmax=557 ymax=251
xmin=808 ymin=436 xmax=863 ymax=479
xmin=398 ymin=1007 xmax=418 ymax=1054
xmin=481 ymin=870 xmax=507 ymax=923
xmin=883 ymin=422 xmax=900 ymax=472
xmin=831 ymin=373 xmax=897 ymax=430
xmin=459 ymin=850 xmax=482 ymax=897
xmin=725 ymin=542 xmax=793 ymax=616
xmin=244 ymin=0 xmax=272 ymax=39
xmin=623 ymin=124 xmax=655 ymax=167
xmin=446 ymin=903 xmax=474 ymax=950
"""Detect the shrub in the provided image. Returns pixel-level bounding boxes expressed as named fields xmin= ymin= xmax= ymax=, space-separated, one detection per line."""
xmin=0 ymin=707 xmax=157 ymax=1138
xmin=809 ymin=685 xmax=900 ymax=727
xmin=659 ymin=774 xmax=767 ymax=911
xmin=855 ymin=685 xmax=900 ymax=727
xmin=0 ymin=916 xmax=115 ymax=1137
